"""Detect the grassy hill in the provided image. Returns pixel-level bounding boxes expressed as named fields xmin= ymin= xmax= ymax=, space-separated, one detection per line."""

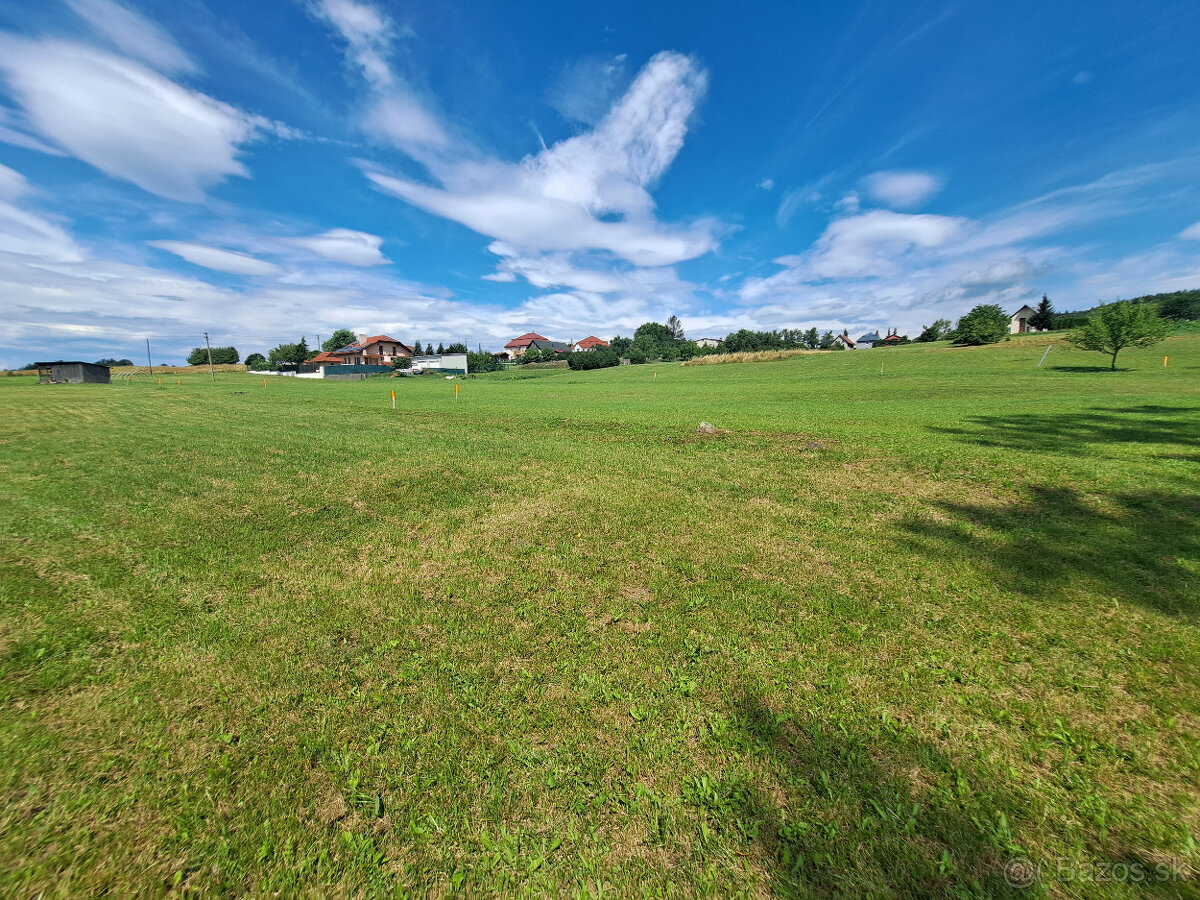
xmin=1 ymin=334 xmax=1197 ymax=896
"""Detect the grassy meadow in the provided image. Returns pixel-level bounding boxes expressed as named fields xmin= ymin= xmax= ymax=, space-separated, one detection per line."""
xmin=1 ymin=334 xmax=1197 ymax=897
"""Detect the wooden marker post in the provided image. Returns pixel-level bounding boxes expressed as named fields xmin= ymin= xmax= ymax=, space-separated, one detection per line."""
xmin=391 ymin=389 xmax=396 ymax=410
xmin=1164 ymin=356 xmax=1169 ymax=367
xmin=455 ymin=383 xmax=460 ymax=400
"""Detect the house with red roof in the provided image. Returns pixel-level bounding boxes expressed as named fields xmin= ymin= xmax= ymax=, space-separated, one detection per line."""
xmin=501 ymin=331 xmax=549 ymax=359
xmin=331 ymin=335 xmax=413 ymax=365
xmin=310 ymin=351 xmax=344 ymax=366
xmin=571 ymin=336 xmax=609 ymax=352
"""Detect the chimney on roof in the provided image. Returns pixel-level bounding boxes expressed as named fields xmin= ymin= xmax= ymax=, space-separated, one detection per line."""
xmin=357 ymin=333 xmax=367 ymax=343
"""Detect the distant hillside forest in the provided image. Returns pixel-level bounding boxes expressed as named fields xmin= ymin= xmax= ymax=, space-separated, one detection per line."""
xmin=1054 ymin=289 xmax=1200 ymax=328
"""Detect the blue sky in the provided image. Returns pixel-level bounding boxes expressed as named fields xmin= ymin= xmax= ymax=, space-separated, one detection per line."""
xmin=0 ymin=0 xmax=1198 ymax=365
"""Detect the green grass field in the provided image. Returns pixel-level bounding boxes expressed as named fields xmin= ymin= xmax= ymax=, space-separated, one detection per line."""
xmin=1 ymin=335 xmax=1197 ymax=897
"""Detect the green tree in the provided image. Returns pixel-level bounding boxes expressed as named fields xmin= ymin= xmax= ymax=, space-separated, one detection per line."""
xmin=187 ymin=346 xmax=239 ymax=365
xmin=268 ymin=338 xmax=309 ymax=367
xmin=244 ymin=353 xmax=267 ymax=369
xmin=1066 ymin=300 xmax=1169 ymax=369
xmin=608 ymin=336 xmax=632 ymax=357
xmin=467 ymin=351 xmax=502 ymax=373
xmin=1029 ymin=295 xmax=1055 ymax=331
xmin=436 ymin=343 xmax=445 ymax=354
xmin=915 ymin=319 xmax=953 ymax=342
xmin=391 ymin=356 xmax=413 ymax=369
xmin=666 ymin=315 xmax=685 ymax=341
xmin=803 ymin=327 xmax=820 ymax=349
xmin=632 ymin=322 xmax=675 ymax=358
xmin=446 ymin=342 xmax=469 ymax=353
xmin=953 ymin=305 xmax=1010 ymax=345
xmin=1156 ymin=289 xmax=1200 ymax=321
xmin=322 ymin=329 xmax=358 ymax=351
xmin=94 ymin=358 xmax=133 ymax=367
xmin=412 ymin=341 xmax=424 ymax=355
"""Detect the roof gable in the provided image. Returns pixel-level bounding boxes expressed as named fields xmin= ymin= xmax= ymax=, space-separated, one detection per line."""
xmin=505 ymin=331 xmax=549 ymax=348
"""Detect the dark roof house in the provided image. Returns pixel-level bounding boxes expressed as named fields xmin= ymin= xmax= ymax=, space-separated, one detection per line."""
xmin=527 ymin=339 xmax=571 ymax=353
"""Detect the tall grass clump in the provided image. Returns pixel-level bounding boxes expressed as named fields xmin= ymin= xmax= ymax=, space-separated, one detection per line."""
xmin=683 ymin=348 xmax=823 ymax=366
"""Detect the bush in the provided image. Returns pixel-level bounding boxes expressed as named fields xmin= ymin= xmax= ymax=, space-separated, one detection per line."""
xmin=467 ymin=351 xmax=502 ymax=373
xmin=915 ymin=319 xmax=952 ymax=342
xmin=392 ymin=356 xmax=413 ymax=369
xmin=953 ymin=305 xmax=1010 ymax=345
xmin=566 ymin=348 xmax=620 ymax=370
xmin=627 ymin=349 xmax=649 ymax=365
xmin=244 ymin=353 xmax=266 ymax=367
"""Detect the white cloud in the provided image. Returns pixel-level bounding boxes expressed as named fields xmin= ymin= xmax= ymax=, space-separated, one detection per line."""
xmin=365 ymin=52 xmax=717 ymax=266
xmin=0 ymin=163 xmax=31 ymax=202
xmin=758 ymin=178 xmax=774 ymax=191
xmin=148 ymin=240 xmax=281 ymax=275
xmin=861 ymin=170 xmax=944 ymax=209
xmin=1180 ymin=221 xmax=1200 ymax=240
xmin=313 ymin=0 xmax=447 ymax=158
xmin=1072 ymin=71 xmax=1093 ymax=85
xmin=65 ymin=0 xmax=196 ymax=74
xmin=0 ymin=164 xmax=83 ymax=262
xmin=366 ymin=92 xmax=449 ymax=152
xmin=284 ymin=229 xmax=389 ymax=266
xmin=0 ymin=38 xmax=263 ymax=201
xmin=776 ymin=209 xmax=965 ymax=280
xmin=312 ymin=0 xmax=396 ymax=90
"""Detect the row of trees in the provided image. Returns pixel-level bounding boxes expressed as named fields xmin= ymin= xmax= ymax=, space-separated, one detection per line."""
xmin=186 ymin=346 xmax=239 ymax=365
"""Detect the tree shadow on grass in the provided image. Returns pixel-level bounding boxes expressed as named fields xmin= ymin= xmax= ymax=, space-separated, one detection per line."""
xmin=899 ymin=485 xmax=1198 ymax=619
xmin=929 ymin=405 xmax=1200 ymax=455
xmin=1047 ymin=364 xmax=1126 ymax=373
xmin=692 ymin=696 xmax=1034 ymax=897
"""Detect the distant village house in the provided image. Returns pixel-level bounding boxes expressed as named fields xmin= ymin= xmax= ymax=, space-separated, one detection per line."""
xmin=1009 ymin=305 xmax=1043 ymax=334
xmin=501 ymin=332 xmax=569 ymax=359
xmin=331 ymin=335 xmax=413 ymax=365
xmin=694 ymin=337 xmax=724 ymax=348
xmin=571 ymin=336 xmax=609 ymax=352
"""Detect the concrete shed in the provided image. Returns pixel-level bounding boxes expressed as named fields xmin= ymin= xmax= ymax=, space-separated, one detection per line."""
xmin=35 ymin=361 xmax=111 ymax=384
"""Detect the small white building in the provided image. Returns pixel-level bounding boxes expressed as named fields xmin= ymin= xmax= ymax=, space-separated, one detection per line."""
xmin=412 ymin=353 xmax=468 ymax=374
xmin=831 ymin=333 xmax=856 ymax=350
xmin=1010 ymin=305 xmax=1042 ymax=334
xmin=695 ymin=337 xmax=724 ymax=349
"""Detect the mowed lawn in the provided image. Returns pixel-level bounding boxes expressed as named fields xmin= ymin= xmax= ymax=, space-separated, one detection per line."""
xmin=1 ymin=335 xmax=1197 ymax=898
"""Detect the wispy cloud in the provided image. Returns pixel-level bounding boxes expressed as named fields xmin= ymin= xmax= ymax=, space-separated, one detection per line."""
xmin=65 ymin=0 xmax=196 ymax=75
xmin=546 ymin=53 xmax=629 ymax=126
xmin=148 ymin=240 xmax=282 ymax=275
xmin=0 ymin=37 xmax=263 ymax=201
xmin=860 ymin=170 xmax=944 ymax=209
xmin=283 ymin=228 xmax=389 ymax=266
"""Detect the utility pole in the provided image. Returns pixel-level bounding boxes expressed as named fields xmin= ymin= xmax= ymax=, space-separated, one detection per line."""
xmin=146 ymin=338 xmax=154 ymax=376
xmin=316 ymin=334 xmax=321 ymax=351
xmin=204 ymin=332 xmax=216 ymax=382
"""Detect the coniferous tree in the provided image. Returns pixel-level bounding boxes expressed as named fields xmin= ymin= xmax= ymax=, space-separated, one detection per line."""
xmin=1029 ymin=295 xmax=1055 ymax=331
